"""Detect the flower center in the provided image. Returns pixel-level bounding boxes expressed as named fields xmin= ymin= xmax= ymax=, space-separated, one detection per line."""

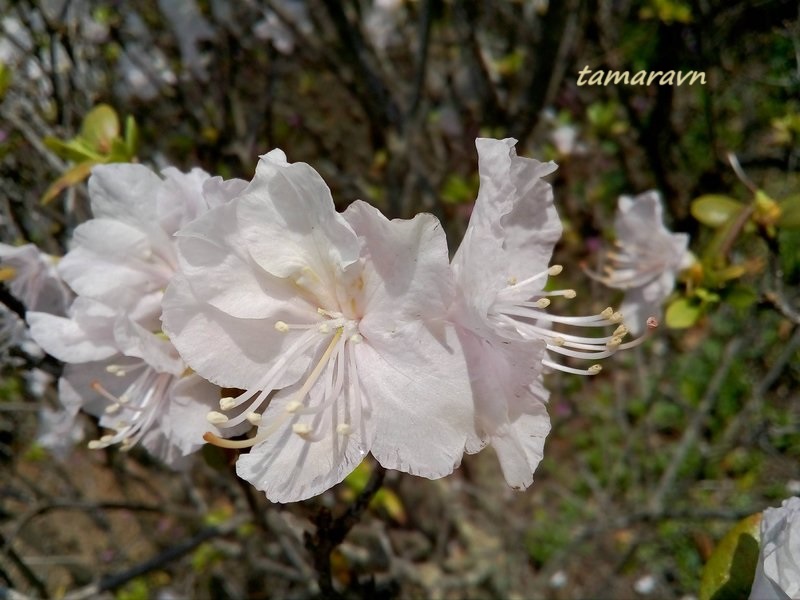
xmin=87 ymin=362 xmax=174 ymax=451
xmin=203 ymin=309 xmax=363 ymax=450
xmin=490 ymin=265 xmax=656 ymax=375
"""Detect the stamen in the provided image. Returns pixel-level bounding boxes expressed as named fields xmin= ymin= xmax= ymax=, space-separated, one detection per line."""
xmin=292 ymin=423 xmax=312 ymax=436
xmin=542 ymin=359 xmax=603 ymax=375
xmin=207 ymin=411 xmax=229 ymax=425
xmin=219 ymin=396 xmax=236 ymax=411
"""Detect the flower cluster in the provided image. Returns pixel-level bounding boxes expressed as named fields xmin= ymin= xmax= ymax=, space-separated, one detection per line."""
xmin=3 ymin=138 xmax=664 ymax=503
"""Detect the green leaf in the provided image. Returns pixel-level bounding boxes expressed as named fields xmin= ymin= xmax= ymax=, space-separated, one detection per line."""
xmin=779 ymin=194 xmax=800 ymax=229
xmin=699 ymin=513 xmax=761 ymax=600
xmin=80 ymin=104 xmax=120 ymax=154
xmin=40 ymin=161 xmax=95 ymax=204
xmin=43 ymin=136 xmax=103 ymax=162
xmin=665 ymin=298 xmax=702 ymax=329
xmin=124 ymin=115 xmax=139 ymax=158
xmin=691 ymin=195 xmax=744 ymax=228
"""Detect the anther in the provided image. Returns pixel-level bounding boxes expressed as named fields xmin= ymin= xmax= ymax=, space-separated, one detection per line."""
xmin=219 ymin=396 xmax=236 ymax=411
xmin=285 ymin=400 xmax=302 ymax=413
xmin=606 ymin=337 xmax=622 ymax=349
xmin=551 ymin=337 xmax=566 ymax=346
xmin=610 ymin=311 xmax=623 ymax=323
xmin=613 ymin=325 xmax=628 ymax=337
xmin=274 ymin=321 xmax=289 ymax=333
xmin=292 ymin=423 xmax=312 ymax=436
xmin=207 ymin=411 xmax=229 ymax=425
xmin=588 ymin=364 xmax=603 ymax=374
xmin=337 ymin=423 xmax=352 ymax=435
xmin=563 ymin=289 xmax=577 ymax=299
xmin=349 ymin=333 xmax=363 ymax=344
xmin=507 ymin=276 xmax=518 ymax=285
xmin=535 ymin=298 xmax=551 ymax=308
xmin=105 ymin=403 xmax=121 ymax=414
xmin=548 ymin=265 xmax=563 ymax=276
xmin=318 ymin=323 xmax=330 ymax=334
xmin=246 ymin=412 xmax=262 ymax=425
xmin=601 ymin=307 xmax=614 ymax=319
xmin=100 ymin=434 xmax=115 ymax=444
xmin=87 ymin=440 xmax=104 ymax=450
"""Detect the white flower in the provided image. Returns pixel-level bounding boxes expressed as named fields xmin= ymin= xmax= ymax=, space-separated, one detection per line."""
xmin=28 ymin=164 xmax=247 ymax=464
xmin=0 ymin=243 xmax=71 ymax=315
xmin=450 ymin=138 xmax=648 ymax=490
xmin=162 ymin=149 xmax=475 ymax=502
xmin=589 ymin=191 xmax=692 ymax=334
xmin=750 ymin=497 xmax=800 ymax=600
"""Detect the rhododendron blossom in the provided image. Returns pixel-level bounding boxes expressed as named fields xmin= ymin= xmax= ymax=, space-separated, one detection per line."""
xmin=162 ymin=149 xmax=475 ymax=503
xmin=450 ymin=138 xmax=651 ymax=489
xmin=588 ymin=191 xmax=692 ymax=334
xmin=27 ymin=163 xmax=246 ymax=464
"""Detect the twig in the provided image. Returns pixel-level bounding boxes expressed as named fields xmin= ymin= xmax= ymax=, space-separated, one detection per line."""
xmin=304 ymin=462 xmax=386 ymax=599
xmin=61 ymin=515 xmax=249 ymax=600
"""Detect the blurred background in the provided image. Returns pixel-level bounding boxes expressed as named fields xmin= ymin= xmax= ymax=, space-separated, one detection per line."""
xmin=1 ymin=0 xmax=798 ymax=598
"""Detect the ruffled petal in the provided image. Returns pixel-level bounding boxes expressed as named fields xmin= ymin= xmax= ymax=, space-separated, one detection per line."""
xmin=356 ymin=320 xmax=473 ymax=478
xmin=343 ymin=200 xmax=453 ymax=324
xmin=235 ymin=150 xmax=361 ymax=308
xmin=175 ymin=199 xmax=306 ymax=319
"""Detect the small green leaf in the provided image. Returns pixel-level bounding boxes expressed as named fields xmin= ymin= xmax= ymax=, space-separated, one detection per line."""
xmin=40 ymin=161 xmax=95 ymax=204
xmin=80 ymin=104 xmax=120 ymax=154
xmin=665 ymin=297 xmax=701 ymax=329
xmin=778 ymin=194 xmax=800 ymax=229
xmin=43 ymin=136 xmax=103 ymax=162
xmin=699 ymin=513 xmax=761 ymax=600
xmin=691 ymin=195 xmax=744 ymax=228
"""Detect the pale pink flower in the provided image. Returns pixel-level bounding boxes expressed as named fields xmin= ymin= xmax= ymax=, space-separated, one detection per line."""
xmin=28 ymin=163 xmax=246 ymax=464
xmin=450 ymin=138 xmax=647 ymax=490
xmin=588 ymin=191 xmax=692 ymax=334
xmin=162 ymin=149 xmax=474 ymax=502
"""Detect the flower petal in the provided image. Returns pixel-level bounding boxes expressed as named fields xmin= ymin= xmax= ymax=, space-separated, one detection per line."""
xmin=27 ymin=300 xmax=118 ymax=363
xmin=113 ymin=316 xmax=184 ymax=375
xmin=235 ymin=150 xmax=361 ymax=307
xmin=343 ymin=200 xmax=453 ymax=324
xmin=236 ymin=368 xmax=371 ymax=503
xmin=356 ymin=320 xmax=473 ymax=478
xmin=162 ymin=274 xmax=310 ymax=389
xmin=175 ymin=199 xmax=304 ymax=319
